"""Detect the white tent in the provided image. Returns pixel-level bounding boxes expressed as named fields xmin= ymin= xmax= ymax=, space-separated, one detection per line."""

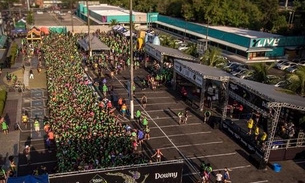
xmin=123 ymin=31 xmax=136 ymax=37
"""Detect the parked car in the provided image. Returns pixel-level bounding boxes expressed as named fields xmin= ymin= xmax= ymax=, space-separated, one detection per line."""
xmin=298 ymin=61 xmax=305 ymax=66
xmin=278 ymin=62 xmax=296 ymax=70
xmin=223 ymin=62 xmax=242 ymax=72
xmin=274 ymin=81 xmax=289 ymax=88
xmin=174 ymin=39 xmax=184 ymax=45
xmin=275 ymin=60 xmax=288 ymax=68
xmin=178 ymin=44 xmax=189 ymax=51
xmin=236 ymin=70 xmax=254 ymax=79
xmin=231 ymin=68 xmax=249 ymax=76
xmin=286 ymin=65 xmax=299 ymax=73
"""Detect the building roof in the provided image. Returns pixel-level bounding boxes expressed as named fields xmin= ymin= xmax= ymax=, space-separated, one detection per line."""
xmin=176 ymin=59 xmax=231 ymax=79
xmin=89 ymin=4 xmax=145 ymax=16
xmin=146 ymin=43 xmax=198 ymax=62
xmin=232 ymin=77 xmax=305 ymax=108
xmin=78 ymin=35 xmax=110 ymax=51
xmin=209 ymin=26 xmax=283 ymax=39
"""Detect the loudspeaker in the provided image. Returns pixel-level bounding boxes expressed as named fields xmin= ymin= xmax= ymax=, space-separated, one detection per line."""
xmin=249 ymin=153 xmax=267 ymax=169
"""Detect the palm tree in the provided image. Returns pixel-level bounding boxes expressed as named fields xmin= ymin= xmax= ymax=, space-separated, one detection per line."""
xmin=160 ymin=35 xmax=176 ymax=48
xmin=287 ymin=66 xmax=305 ymax=96
xmin=184 ymin=43 xmax=198 ymax=57
xmin=250 ymin=62 xmax=274 ymax=83
xmin=200 ymin=47 xmax=225 ymax=67
xmin=109 ymin=19 xmax=119 ymax=27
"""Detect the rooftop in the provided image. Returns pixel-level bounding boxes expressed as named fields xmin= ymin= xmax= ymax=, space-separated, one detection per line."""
xmin=209 ymin=26 xmax=283 ymax=39
xmin=89 ymin=4 xmax=146 ymax=16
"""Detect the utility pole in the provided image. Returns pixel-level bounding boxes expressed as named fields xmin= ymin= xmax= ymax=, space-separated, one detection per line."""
xmin=205 ymin=19 xmax=209 ymax=51
xmin=71 ymin=0 xmax=74 ymax=33
xmin=27 ymin=0 xmax=30 ymax=11
xmin=129 ymin=0 xmax=134 ymax=119
xmin=86 ymin=0 xmax=92 ymax=56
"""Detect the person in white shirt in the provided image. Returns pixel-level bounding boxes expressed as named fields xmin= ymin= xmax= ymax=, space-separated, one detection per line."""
xmin=216 ymin=171 xmax=223 ymax=183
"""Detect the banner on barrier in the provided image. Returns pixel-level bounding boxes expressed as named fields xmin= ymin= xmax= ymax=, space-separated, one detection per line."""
xmin=49 ymin=160 xmax=184 ymax=183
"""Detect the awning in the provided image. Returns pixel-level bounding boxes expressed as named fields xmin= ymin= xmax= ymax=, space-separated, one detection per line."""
xmin=246 ymin=47 xmax=273 ymax=52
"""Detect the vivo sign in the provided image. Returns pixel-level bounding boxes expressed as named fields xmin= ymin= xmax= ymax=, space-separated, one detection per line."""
xmin=251 ymin=36 xmax=305 ymax=48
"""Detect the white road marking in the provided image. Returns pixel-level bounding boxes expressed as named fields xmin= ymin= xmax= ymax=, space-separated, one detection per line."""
xmin=249 ymin=180 xmax=269 ymax=183
xmin=213 ymin=165 xmax=252 ymax=171
xmin=150 ymin=131 xmax=211 ymax=140
xmin=113 ymin=73 xmax=202 ymax=180
xmin=157 ymin=141 xmax=223 ymax=151
xmin=144 ymin=108 xmax=186 ymax=113
xmin=150 ymin=123 xmax=202 ymax=129
xmin=295 ymin=160 xmax=305 ymax=164
xmin=134 ymin=102 xmax=179 ymax=106
xmin=187 ymin=152 xmax=237 ymax=160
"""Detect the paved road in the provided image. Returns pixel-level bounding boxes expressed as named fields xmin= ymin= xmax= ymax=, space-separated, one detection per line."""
xmin=102 ymin=66 xmax=305 ymax=183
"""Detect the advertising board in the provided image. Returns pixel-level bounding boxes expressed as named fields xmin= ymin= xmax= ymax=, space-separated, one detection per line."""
xmin=50 ymin=160 xmax=184 ymax=183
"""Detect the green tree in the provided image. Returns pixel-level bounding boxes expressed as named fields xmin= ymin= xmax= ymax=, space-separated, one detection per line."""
xmin=26 ymin=11 xmax=34 ymax=26
xmin=160 ymin=35 xmax=177 ymax=48
xmin=249 ymin=62 xmax=274 ymax=83
xmin=184 ymin=43 xmax=198 ymax=57
xmin=287 ymin=66 xmax=305 ymax=96
xmin=200 ymin=47 xmax=225 ymax=67
xmin=109 ymin=19 xmax=119 ymax=27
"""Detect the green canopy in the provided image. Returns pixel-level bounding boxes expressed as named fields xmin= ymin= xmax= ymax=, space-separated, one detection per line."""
xmin=0 ymin=35 xmax=7 ymax=49
xmin=15 ymin=21 xmax=26 ymax=30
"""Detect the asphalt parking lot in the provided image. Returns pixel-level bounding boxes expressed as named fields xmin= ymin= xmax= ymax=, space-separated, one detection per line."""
xmin=34 ymin=11 xmax=84 ymax=26
xmin=104 ymin=67 xmax=305 ymax=183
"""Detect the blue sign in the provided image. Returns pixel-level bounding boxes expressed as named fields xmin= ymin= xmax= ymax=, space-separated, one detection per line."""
xmin=8 ymin=174 xmax=49 ymax=183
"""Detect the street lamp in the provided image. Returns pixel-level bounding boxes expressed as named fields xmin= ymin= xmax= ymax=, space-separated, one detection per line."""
xmin=70 ymin=0 xmax=74 ymax=33
xmin=129 ymin=0 xmax=134 ymax=119
xmin=86 ymin=0 xmax=92 ymax=56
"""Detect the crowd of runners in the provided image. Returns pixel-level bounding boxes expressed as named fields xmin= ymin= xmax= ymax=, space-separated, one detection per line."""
xmin=39 ymin=32 xmax=153 ymax=172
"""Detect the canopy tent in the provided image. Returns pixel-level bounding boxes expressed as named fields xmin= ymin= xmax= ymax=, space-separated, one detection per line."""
xmin=14 ymin=21 xmax=26 ymax=30
xmin=146 ymin=43 xmax=198 ymax=62
xmin=11 ymin=28 xmax=27 ymax=34
xmin=27 ymin=27 xmax=42 ymax=41
xmin=78 ymin=35 xmax=110 ymax=51
xmin=49 ymin=27 xmax=67 ymax=34
xmin=0 ymin=35 xmax=7 ymax=49
xmin=40 ymin=27 xmax=49 ymax=35
xmin=7 ymin=174 xmax=49 ymax=183
xmin=122 ymin=30 xmax=136 ymax=37
xmin=231 ymin=77 xmax=305 ymax=110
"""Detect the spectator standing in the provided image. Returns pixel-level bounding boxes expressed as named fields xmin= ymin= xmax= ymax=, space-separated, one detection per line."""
xmin=142 ymin=116 xmax=148 ymax=128
xmin=24 ymin=145 xmax=31 ymax=165
xmin=29 ymin=69 xmax=34 ymax=79
xmin=215 ymin=171 xmax=223 ymax=183
xmin=0 ymin=166 xmax=7 ymax=183
xmin=151 ymin=149 xmax=163 ymax=162
xmin=144 ymin=125 xmax=150 ymax=140
xmin=178 ymin=111 xmax=184 ymax=124
xmin=203 ymin=110 xmax=211 ymax=123
xmin=141 ymin=94 xmax=147 ymax=109
xmin=102 ymin=84 xmax=108 ymax=97
xmin=135 ymin=109 xmax=141 ymax=124
xmin=183 ymin=109 xmax=189 ymax=124
xmin=223 ymin=167 xmax=231 ymax=183
xmin=1 ymin=117 xmax=8 ymax=134
xmin=247 ymin=117 xmax=254 ymax=135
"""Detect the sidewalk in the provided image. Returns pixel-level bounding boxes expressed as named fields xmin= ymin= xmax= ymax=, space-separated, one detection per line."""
xmin=0 ymin=41 xmax=47 ymax=174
